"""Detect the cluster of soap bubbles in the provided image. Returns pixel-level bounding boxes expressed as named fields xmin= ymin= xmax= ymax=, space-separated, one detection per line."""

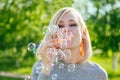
xmin=46 ymin=48 xmax=71 ymax=62
xmin=27 ymin=25 xmax=76 ymax=80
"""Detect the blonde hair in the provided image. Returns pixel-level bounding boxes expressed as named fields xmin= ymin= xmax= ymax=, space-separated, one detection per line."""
xmin=37 ymin=7 xmax=92 ymax=62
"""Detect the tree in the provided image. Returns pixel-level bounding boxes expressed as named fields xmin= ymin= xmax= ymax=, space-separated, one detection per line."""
xmin=73 ymin=0 xmax=120 ymax=70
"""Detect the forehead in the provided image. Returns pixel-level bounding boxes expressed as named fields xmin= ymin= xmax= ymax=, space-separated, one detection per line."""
xmin=59 ymin=12 xmax=77 ymax=22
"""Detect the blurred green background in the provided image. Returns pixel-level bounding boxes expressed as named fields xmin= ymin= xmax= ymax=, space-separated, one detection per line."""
xmin=0 ymin=0 xmax=120 ymax=80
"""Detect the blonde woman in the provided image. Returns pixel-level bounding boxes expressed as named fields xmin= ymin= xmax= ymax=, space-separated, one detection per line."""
xmin=31 ymin=7 xmax=108 ymax=80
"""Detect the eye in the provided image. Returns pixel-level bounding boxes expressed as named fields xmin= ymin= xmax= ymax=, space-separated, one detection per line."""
xmin=70 ymin=24 xmax=77 ymax=27
xmin=58 ymin=25 xmax=64 ymax=28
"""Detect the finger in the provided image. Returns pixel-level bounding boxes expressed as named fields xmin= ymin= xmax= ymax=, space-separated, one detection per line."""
xmin=46 ymin=39 xmax=55 ymax=48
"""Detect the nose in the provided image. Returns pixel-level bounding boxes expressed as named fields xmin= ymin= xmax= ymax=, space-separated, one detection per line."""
xmin=63 ymin=27 xmax=70 ymax=33
xmin=65 ymin=24 xmax=70 ymax=28
xmin=64 ymin=24 xmax=71 ymax=32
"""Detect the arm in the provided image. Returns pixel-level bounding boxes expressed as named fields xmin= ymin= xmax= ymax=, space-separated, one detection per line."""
xmin=100 ymin=69 xmax=108 ymax=80
xmin=31 ymin=33 xmax=56 ymax=80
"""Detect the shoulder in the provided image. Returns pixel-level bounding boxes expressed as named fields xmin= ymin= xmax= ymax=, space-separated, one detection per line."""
xmin=87 ymin=61 xmax=108 ymax=80
xmin=32 ymin=60 xmax=42 ymax=68
xmin=32 ymin=60 xmax=42 ymax=73
xmin=87 ymin=61 xmax=107 ymax=73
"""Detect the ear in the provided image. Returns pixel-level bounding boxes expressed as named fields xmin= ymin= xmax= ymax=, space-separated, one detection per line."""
xmin=80 ymin=29 xmax=87 ymax=56
xmin=80 ymin=40 xmax=84 ymax=56
xmin=82 ymin=29 xmax=87 ymax=40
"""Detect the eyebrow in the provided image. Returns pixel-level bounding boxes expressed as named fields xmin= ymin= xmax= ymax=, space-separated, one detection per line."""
xmin=69 ymin=19 xmax=76 ymax=21
xmin=59 ymin=19 xmax=76 ymax=23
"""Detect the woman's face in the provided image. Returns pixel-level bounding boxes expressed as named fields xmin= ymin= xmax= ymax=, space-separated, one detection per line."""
xmin=58 ymin=12 xmax=82 ymax=50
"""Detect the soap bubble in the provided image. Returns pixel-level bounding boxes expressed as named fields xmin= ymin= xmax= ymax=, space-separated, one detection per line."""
xmin=68 ymin=64 xmax=75 ymax=72
xmin=56 ymin=49 xmax=63 ymax=61
xmin=66 ymin=32 xmax=74 ymax=39
xmin=46 ymin=63 xmax=54 ymax=71
xmin=58 ymin=39 xmax=68 ymax=49
xmin=46 ymin=48 xmax=63 ymax=61
xmin=27 ymin=42 xmax=36 ymax=51
xmin=56 ymin=28 xmax=73 ymax=49
xmin=51 ymin=73 xmax=57 ymax=80
xmin=42 ymin=27 xmax=48 ymax=35
xmin=37 ymin=40 xmax=46 ymax=52
xmin=66 ymin=32 xmax=73 ymax=43
xmin=35 ymin=62 xmax=43 ymax=74
xmin=60 ymin=27 xmax=69 ymax=34
xmin=46 ymin=48 xmax=57 ymax=61
xmin=57 ymin=28 xmax=68 ymax=39
xmin=33 ymin=44 xmax=39 ymax=54
xmin=61 ymin=33 xmax=67 ymax=39
xmin=24 ymin=76 xmax=31 ymax=80
xmin=27 ymin=42 xmax=39 ymax=54
xmin=59 ymin=63 xmax=64 ymax=69
xmin=63 ymin=49 xmax=71 ymax=60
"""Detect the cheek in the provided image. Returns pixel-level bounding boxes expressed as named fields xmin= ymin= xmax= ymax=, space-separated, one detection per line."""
xmin=69 ymin=27 xmax=81 ymax=45
xmin=73 ymin=31 xmax=81 ymax=45
xmin=70 ymin=30 xmax=80 ymax=45
xmin=71 ymin=28 xmax=80 ymax=38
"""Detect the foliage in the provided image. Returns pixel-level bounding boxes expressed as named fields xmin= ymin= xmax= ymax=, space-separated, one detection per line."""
xmin=73 ymin=0 xmax=120 ymax=56
xmin=0 ymin=0 xmax=73 ymax=66
xmin=0 ymin=0 xmax=45 ymax=64
xmin=87 ymin=0 xmax=120 ymax=55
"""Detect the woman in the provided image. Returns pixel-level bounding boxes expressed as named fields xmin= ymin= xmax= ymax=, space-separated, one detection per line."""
xmin=31 ymin=7 xmax=108 ymax=80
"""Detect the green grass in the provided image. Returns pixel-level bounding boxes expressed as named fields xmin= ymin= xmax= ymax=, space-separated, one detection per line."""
xmin=0 ymin=54 xmax=34 ymax=80
xmin=0 ymin=76 xmax=23 ymax=80
xmin=0 ymin=53 xmax=36 ymax=74
xmin=91 ymin=54 xmax=120 ymax=80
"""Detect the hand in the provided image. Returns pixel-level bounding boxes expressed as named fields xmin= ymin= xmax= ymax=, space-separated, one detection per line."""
xmin=37 ymin=34 xmax=56 ymax=75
